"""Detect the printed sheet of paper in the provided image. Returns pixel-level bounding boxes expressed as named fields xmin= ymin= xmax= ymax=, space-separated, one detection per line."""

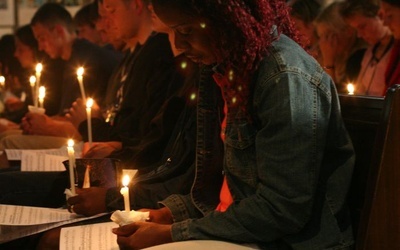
xmin=21 ymin=152 xmax=68 ymax=171
xmin=0 ymin=205 xmax=107 ymax=244
xmin=60 ymin=222 xmax=119 ymax=250
xmin=5 ymin=142 xmax=83 ymax=161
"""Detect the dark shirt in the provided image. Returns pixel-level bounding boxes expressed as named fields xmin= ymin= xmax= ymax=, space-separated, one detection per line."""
xmin=58 ymin=39 xmax=120 ymax=115
xmin=79 ymin=33 xmax=186 ymax=168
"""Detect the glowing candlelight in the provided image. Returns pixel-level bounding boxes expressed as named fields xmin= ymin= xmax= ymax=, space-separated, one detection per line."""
xmin=86 ymin=98 xmax=93 ymax=148
xmin=35 ymin=63 xmax=43 ymax=107
xmin=38 ymin=86 xmax=45 ymax=108
xmin=0 ymin=76 xmax=5 ymax=88
xmin=120 ymin=175 xmax=130 ymax=212
xmin=67 ymin=139 xmax=76 ymax=195
xmin=77 ymin=67 xmax=86 ymax=101
xmin=347 ymin=83 xmax=355 ymax=95
xmin=29 ymin=76 xmax=36 ymax=101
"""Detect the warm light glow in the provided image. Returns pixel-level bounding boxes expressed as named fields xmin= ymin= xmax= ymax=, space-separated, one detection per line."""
xmin=200 ymin=22 xmax=206 ymax=29
xmin=232 ymin=97 xmax=237 ymax=104
xmin=35 ymin=63 xmax=43 ymax=74
xmin=347 ymin=83 xmax=355 ymax=95
xmin=77 ymin=67 xmax=84 ymax=77
xmin=237 ymin=85 xmax=242 ymax=91
xmin=122 ymin=175 xmax=130 ymax=187
xmin=228 ymin=70 xmax=234 ymax=81
xmin=86 ymin=98 xmax=94 ymax=108
xmin=190 ymin=93 xmax=196 ymax=100
xmin=181 ymin=61 xmax=187 ymax=69
xmin=39 ymin=86 xmax=46 ymax=99
xmin=68 ymin=139 xmax=74 ymax=147
xmin=29 ymin=76 xmax=36 ymax=86
xmin=0 ymin=76 xmax=5 ymax=84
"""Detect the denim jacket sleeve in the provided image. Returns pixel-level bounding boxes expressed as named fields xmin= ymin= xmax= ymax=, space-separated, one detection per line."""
xmin=170 ymin=54 xmax=353 ymax=246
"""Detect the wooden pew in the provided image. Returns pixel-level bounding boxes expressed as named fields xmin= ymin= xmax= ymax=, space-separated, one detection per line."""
xmin=356 ymin=84 xmax=400 ymax=249
xmin=339 ymin=93 xmax=384 ymax=236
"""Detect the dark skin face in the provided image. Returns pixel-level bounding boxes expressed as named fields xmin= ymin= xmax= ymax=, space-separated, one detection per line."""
xmin=153 ymin=4 xmax=218 ymax=65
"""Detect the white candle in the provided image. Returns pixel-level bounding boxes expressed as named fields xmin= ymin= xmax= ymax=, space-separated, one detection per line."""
xmin=0 ymin=76 xmax=5 ymax=88
xmin=86 ymin=98 xmax=93 ymax=148
xmin=347 ymin=83 xmax=355 ymax=95
xmin=120 ymin=175 xmax=130 ymax=212
xmin=38 ymin=86 xmax=46 ymax=108
xmin=35 ymin=63 xmax=43 ymax=107
xmin=77 ymin=67 xmax=86 ymax=102
xmin=29 ymin=76 xmax=36 ymax=102
xmin=67 ymin=139 xmax=76 ymax=195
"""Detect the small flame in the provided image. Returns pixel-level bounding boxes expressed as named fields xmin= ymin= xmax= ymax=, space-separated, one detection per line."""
xmin=36 ymin=63 xmax=43 ymax=73
xmin=77 ymin=67 xmax=84 ymax=77
xmin=39 ymin=86 xmax=46 ymax=99
xmin=67 ymin=139 xmax=74 ymax=147
xmin=122 ymin=175 xmax=130 ymax=187
xmin=347 ymin=83 xmax=355 ymax=95
xmin=86 ymin=98 xmax=94 ymax=108
xmin=29 ymin=76 xmax=36 ymax=86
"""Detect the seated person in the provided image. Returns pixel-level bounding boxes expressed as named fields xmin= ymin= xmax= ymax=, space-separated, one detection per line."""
xmin=110 ymin=0 xmax=356 ymax=249
xmin=380 ymin=0 xmax=400 ymax=94
xmin=341 ymin=1 xmax=394 ymax=96
xmin=314 ymin=1 xmax=367 ymax=93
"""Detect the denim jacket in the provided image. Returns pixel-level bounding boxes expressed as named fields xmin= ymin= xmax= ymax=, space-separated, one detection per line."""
xmin=161 ymin=34 xmax=355 ymax=249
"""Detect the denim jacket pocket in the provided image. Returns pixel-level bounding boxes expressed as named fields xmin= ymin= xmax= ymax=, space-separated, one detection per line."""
xmin=224 ymin=121 xmax=258 ymax=188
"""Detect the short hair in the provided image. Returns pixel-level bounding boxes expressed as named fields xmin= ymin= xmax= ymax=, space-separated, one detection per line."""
xmin=31 ymin=3 xmax=75 ymax=34
xmin=340 ymin=1 xmax=380 ymax=19
xmin=314 ymin=1 xmax=349 ymax=34
xmin=74 ymin=3 xmax=98 ymax=28
xmin=289 ymin=0 xmax=322 ymax=24
xmin=15 ymin=24 xmax=38 ymax=51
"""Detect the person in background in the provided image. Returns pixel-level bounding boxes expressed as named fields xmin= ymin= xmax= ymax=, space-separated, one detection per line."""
xmin=288 ymin=0 xmax=323 ymax=63
xmin=74 ymin=2 xmax=104 ymax=46
xmin=13 ymin=25 xmax=66 ymax=118
xmin=0 ymin=3 xmax=120 ymax=150
xmin=111 ymin=0 xmax=355 ymax=249
xmin=314 ymin=1 xmax=366 ymax=93
xmin=380 ymin=0 xmax=400 ymax=94
xmin=341 ymin=1 xmax=394 ymax=96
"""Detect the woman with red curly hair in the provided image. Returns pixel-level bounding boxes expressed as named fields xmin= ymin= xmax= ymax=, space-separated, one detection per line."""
xmin=112 ymin=0 xmax=355 ymax=249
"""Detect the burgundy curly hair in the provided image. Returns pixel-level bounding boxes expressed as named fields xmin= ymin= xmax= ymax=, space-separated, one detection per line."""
xmin=153 ymin=0 xmax=299 ymax=110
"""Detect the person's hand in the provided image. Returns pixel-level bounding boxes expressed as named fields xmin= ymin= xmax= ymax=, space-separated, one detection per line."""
xmin=66 ymin=98 xmax=103 ymax=128
xmin=20 ymin=112 xmax=53 ymax=135
xmin=82 ymin=141 xmax=122 ymax=158
xmin=67 ymin=187 xmax=108 ymax=216
xmin=0 ymin=118 xmax=19 ymax=133
xmin=139 ymin=207 xmax=174 ymax=225
xmin=113 ymin=222 xmax=172 ymax=250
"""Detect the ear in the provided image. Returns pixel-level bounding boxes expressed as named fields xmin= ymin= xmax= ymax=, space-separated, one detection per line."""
xmin=53 ymin=24 xmax=67 ymax=37
xmin=132 ymin=0 xmax=144 ymax=14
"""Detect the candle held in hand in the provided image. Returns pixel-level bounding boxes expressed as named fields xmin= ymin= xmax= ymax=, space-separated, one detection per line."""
xmin=35 ymin=63 xmax=43 ymax=107
xmin=67 ymin=139 xmax=76 ymax=195
xmin=86 ymin=98 xmax=93 ymax=148
xmin=77 ymin=67 xmax=86 ymax=101
xmin=120 ymin=175 xmax=130 ymax=212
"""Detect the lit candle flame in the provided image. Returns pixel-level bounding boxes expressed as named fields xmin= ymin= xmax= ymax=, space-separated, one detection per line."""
xmin=122 ymin=175 xmax=130 ymax=187
xmin=39 ymin=86 xmax=46 ymax=99
xmin=86 ymin=98 xmax=93 ymax=108
xmin=77 ymin=67 xmax=84 ymax=77
xmin=68 ymin=139 xmax=74 ymax=147
xmin=35 ymin=63 xmax=43 ymax=74
xmin=347 ymin=83 xmax=355 ymax=95
xmin=29 ymin=76 xmax=36 ymax=87
xmin=0 ymin=76 xmax=5 ymax=87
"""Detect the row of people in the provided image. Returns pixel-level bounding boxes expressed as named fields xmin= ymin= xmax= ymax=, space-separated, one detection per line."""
xmin=288 ymin=0 xmax=400 ymax=96
xmin=0 ymin=0 xmax=398 ymax=249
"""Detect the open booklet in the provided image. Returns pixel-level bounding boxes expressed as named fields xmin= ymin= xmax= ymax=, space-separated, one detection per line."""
xmin=0 ymin=204 xmax=108 ymax=244
xmin=60 ymin=222 xmax=119 ymax=250
xmin=4 ymin=142 xmax=83 ymax=171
